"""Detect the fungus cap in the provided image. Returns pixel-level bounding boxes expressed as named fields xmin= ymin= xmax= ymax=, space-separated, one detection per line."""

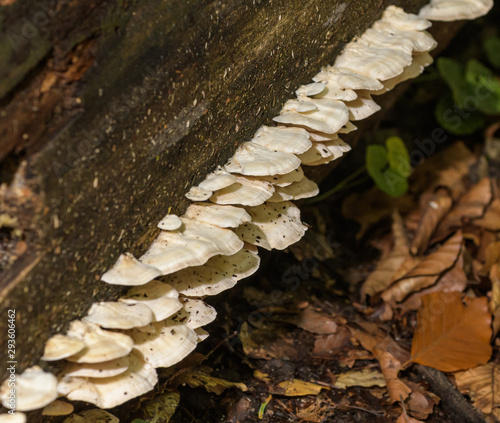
xmin=184 ymin=203 xmax=251 ymax=228
xmin=84 ymin=301 xmax=154 ymax=330
xmin=0 ymin=413 xmax=26 ymax=423
xmin=158 ymin=214 xmax=182 ymax=230
xmin=185 ymin=186 xmax=212 ymax=202
xmin=0 ymin=366 xmax=57 ymax=412
xmin=209 ymin=176 xmax=275 ymax=207
xmin=172 ymin=298 xmax=217 ymax=329
xmin=334 ymin=45 xmax=412 ymax=81
xmin=58 ymin=350 xmax=158 ymax=409
xmin=268 ymin=176 xmax=319 ymax=202
xmin=121 ymin=281 xmax=183 ymax=322
xmin=345 ymin=92 xmax=381 ymax=121
xmin=65 ymin=321 xmax=134 ymax=363
xmin=381 ymin=5 xmax=432 ymax=31
xmin=101 ymin=253 xmax=162 ymax=286
xmin=253 ymin=167 xmax=305 ymax=187
xmin=234 ymin=202 xmax=307 ymax=250
xmin=419 ymin=0 xmax=493 ymax=21
xmin=62 ymin=356 xmax=129 ymax=379
xmin=273 ymin=98 xmax=349 ymax=134
xmin=225 ymin=142 xmax=301 ymax=176
xmin=129 ymin=320 xmax=198 ymax=369
xmin=63 ymin=410 xmax=119 ymax=423
xmin=313 ymin=66 xmax=384 ymax=91
xmin=162 ymin=246 xmax=260 ymax=297
xmin=42 ymin=400 xmax=74 ymax=416
xmin=252 ymin=126 xmax=312 ymax=154
xmin=198 ymin=167 xmax=237 ymax=191
xmin=42 ymin=334 xmax=86 ymax=361
xmin=140 ymin=218 xmax=244 ymax=275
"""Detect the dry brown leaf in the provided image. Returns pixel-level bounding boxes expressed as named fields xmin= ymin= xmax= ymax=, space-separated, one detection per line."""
xmin=382 ymin=232 xmax=463 ymax=303
xmin=406 ymin=381 xmax=436 ymax=420
xmin=171 ymin=368 xmax=247 ymax=394
xmin=350 ymin=327 xmax=412 ymax=403
xmin=297 ymin=306 xmax=338 ymax=335
xmin=396 ymin=414 xmax=424 ymax=423
xmin=334 ymin=368 xmax=385 ymax=389
xmin=410 ymin=292 xmax=492 ymax=372
xmin=313 ymin=327 xmax=351 ymax=355
xmin=342 ymin=186 xmax=415 ymax=239
xmin=361 ymin=212 xmax=411 ymax=301
xmin=429 ymin=142 xmax=476 ymax=200
xmin=476 ymin=199 xmax=500 ymax=231
xmin=400 ymin=251 xmax=468 ymax=311
xmin=490 ymin=264 xmax=500 ymax=314
xmin=273 ymin=379 xmax=328 ymax=396
xmin=437 ymin=178 xmax=492 ymax=235
xmin=411 ymin=193 xmax=453 ymax=254
xmin=480 ymin=242 xmax=500 ymax=276
xmin=454 ymin=363 xmax=500 ymax=415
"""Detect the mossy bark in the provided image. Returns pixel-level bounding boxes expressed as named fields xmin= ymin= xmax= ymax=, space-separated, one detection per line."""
xmin=1 ymin=0 xmax=433 ymax=384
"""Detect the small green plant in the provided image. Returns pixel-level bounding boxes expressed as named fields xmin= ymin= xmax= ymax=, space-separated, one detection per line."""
xmin=435 ymin=36 xmax=500 ymax=135
xmin=307 ymin=136 xmax=411 ymax=204
xmin=366 ymin=136 xmax=411 ymax=197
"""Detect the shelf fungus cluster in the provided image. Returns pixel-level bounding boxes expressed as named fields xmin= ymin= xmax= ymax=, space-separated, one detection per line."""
xmin=0 ymin=1 xmax=493 ymax=421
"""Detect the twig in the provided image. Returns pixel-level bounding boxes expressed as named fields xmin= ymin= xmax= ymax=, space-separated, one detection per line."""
xmin=415 ymin=364 xmax=487 ymax=423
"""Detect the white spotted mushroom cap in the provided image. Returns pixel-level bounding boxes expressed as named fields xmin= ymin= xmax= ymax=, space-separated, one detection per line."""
xmin=84 ymin=302 xmax=154 ymax=330
xmin=65 ymin=321 xmax=134 ymax=364
xmin=42 ymin=334 xmax=86 ymax=361
xmin=0 ymin=366 xmax=57 ymax=412
xmin=61 ymin=356 xmax=130 ymax=379
xmin=268 ymin=176 xmax=319 ymax=202
xmin=185 ymin=186 xmax=213 ymax=202
xmin=63 ymin=409 xmax=119 ymax=423
xmin=0 ymin=413 xmax=26 ymax=423
xmin=251 ymin=126 xmax=312 ymax=154
xmin=128 ymin=319 xmax=198 ymax=369
xmin=171 ymin=298 xmax=217 ymax=329
xmin=42 ymin=399 xmax=74 ymax=416
xmin=224 ymin=142 xmax=301 ymax=176
xmin=157 ymin=214 xmax=182 ymax=230
xmin=209 ymin=176 xmax=275 ymax=206
xmin=58 ymin=350 xmax=157 ymax=409
xmin=121 ymin=281 xmax=183 ymax=322
xmin=184 ymin=203 xmax=251 ymax=228
xmin=101 ymin=253 xmax=161 ymax=286
xmin=162 ymin=246 xmax=260 ymax=297
xmin=419 ymin=0 xmax=493 ymax=21
xmin=140 ymin=218 xmax=244 ymax=275
xmin=274 ymin=97 xmax=350 ymax=134
xmin=234 ymin=201 xmax=308 ymax=250
xmin=253 ymin=167 xmax=305 ymax=187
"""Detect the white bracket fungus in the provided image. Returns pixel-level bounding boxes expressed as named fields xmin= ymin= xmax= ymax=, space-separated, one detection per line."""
xmin=8 ymin=3 xmax=494 ymax=418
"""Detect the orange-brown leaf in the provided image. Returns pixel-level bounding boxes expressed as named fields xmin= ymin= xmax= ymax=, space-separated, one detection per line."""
xmin=382 ymin=232 xmax=463 ymax=303
xmin=480 ymin=241 xmax=500 ymax=276
xmin=350 ymin=327 xmax=411 ymax=403
xmin=361 ymin=212 xmax=411 ymax=301
xmin=454 ymin=363 xmax=500 ymax=415
xmin=410 ymin=292 xmax=492 ymax=372
xmin=396 ymin=414 xmax=424 ymax=423
xmin=411 ymin=193 xmax=453 ymax=254
xmin=476 ymin=199 xmax=500 ymax=231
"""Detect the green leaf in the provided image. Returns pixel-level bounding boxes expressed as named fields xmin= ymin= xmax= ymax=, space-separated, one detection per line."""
xmin=366 ymin=145 xmax=408 ymax=197
xmin=464 ymin=59 xmax=500 ymax=115
xmin=386 ymin=136 xmax=411 ymax=178
xmin=484 ymin=36 xmax=500 ymax=68
xmin=132 ymin=420 xmax=149 ymax=423
xmin=435 ymin=95 xmax=485 ymax=135
xmin=437 ymin=57 xmax=474 ymax=108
